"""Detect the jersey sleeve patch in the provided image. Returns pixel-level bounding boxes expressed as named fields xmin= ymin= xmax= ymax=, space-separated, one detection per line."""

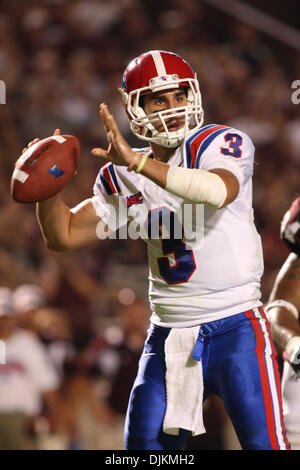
xmin=220 ymin=132 xmax=243 ymax=158
xmin=185 ymin=125 xmax=230 ymax=169
xmin=99 ymin=163 xmax=120 ymax=195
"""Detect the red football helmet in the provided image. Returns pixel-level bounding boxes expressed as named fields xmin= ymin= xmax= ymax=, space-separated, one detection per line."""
xmin=281 ymin=196 xmax=300 ymax=256
xmin=119 ymin=50 xmax=204 ymax=148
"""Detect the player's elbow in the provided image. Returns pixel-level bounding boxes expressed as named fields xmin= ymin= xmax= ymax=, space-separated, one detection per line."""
xmin=45 ymin=237 xmax=71 ymax=252
xmin=209 ymin=169 xmax=240 ymax=208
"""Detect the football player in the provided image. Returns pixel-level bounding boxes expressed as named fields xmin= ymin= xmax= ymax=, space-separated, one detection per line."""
xmin=265 ymin=196 xmax=300 ymax=449
xmin=29 ymin=50 xmax=289 ymax=450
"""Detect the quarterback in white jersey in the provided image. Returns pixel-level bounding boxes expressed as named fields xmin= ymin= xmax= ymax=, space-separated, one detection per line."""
xmin=266 ymin=197 xmax=300 ymax=449
xmin=32 ymin=50 xmax=289 ymax=450
xmin=93 ymin=125 xmax=263 ymax=327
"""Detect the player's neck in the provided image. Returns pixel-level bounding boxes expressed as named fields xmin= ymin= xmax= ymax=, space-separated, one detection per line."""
xmin=150 ymin=142 xmax=176 ymax=162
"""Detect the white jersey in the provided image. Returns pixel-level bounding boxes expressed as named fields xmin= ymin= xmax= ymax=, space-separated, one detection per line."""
xmin=92 ymin=124 xmax=264 ymax=327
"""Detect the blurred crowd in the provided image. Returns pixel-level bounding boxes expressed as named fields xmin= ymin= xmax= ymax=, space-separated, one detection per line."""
xmin=0 ymin=0 xmax=299 ymax=450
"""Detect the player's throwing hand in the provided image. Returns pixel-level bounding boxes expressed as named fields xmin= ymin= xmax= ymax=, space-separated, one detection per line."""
xmin=21 ymin=128 xmax=61 ymax=154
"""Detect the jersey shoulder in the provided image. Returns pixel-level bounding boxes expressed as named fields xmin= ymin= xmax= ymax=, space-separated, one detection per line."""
xmin=95 ymin=162 xmax=121 ymax=196
xmin=182 ymin=124 xmax=254 ymax=169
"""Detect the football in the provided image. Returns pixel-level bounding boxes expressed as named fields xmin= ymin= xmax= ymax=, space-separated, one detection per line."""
xmin=11 ymin=134 xmax=80 ymax=203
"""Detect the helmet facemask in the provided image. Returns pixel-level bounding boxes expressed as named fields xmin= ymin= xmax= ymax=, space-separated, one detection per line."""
xmin=119 ymin=74 xmax=204 ymax=148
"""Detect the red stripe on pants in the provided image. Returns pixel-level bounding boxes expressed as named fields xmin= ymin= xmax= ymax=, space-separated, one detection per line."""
xmin=258 ymin=307 xmax=290 ymax=449
xmin=244 ymin=309 xmax=287 ymax=449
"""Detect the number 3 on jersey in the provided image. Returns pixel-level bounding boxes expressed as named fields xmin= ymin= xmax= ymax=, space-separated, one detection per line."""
xmin=147 ymin=207 xmax=196 ymax=285
xmin=221 ymin=132 xmax=243 ymax=158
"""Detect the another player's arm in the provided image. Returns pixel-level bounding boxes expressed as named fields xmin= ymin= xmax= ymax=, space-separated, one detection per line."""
xmin=266 ymin=253 xmax=300 ymax=349
xmin=265 ymin=253 xmax=300 ymax=375
xmin=37 ymin=195 xmax=101 ymax=252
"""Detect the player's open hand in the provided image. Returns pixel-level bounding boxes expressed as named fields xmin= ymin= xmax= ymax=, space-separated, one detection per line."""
xmin=92 ymin=103 xmax=136 ymax=167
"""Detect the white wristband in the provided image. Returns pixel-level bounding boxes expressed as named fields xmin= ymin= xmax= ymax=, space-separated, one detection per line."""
xmin=166 ymin=166 xmax=227 ymax=208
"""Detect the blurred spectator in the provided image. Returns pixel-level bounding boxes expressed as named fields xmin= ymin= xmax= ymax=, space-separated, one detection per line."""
xmin=225 ymin=24 xmax=274 ymax=76
xmin=57 ymin=295 xmax=150 ymax=449
xmin=0 ymin=287 xmax=61 ymax=450
xmin=66 ymin=0 xmax=121 ymax=41
xmin=78 ymin=295 xmax=149 ymax=416
xmin=12 ymin=283 xmax=46 ymax=333
xmin=32 ymin=306 xmax=76 ymax=379
xmin=56 ymin=363 xmax=118 ymax=450
xmin=37 ymin=253 xmax=103 ymax=351
xmin=105 ymin=297 xmax=149 ymax=415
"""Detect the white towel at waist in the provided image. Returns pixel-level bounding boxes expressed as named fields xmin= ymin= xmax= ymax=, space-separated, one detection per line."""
xmin=163 ymin=325 xmax=206 ymax=436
